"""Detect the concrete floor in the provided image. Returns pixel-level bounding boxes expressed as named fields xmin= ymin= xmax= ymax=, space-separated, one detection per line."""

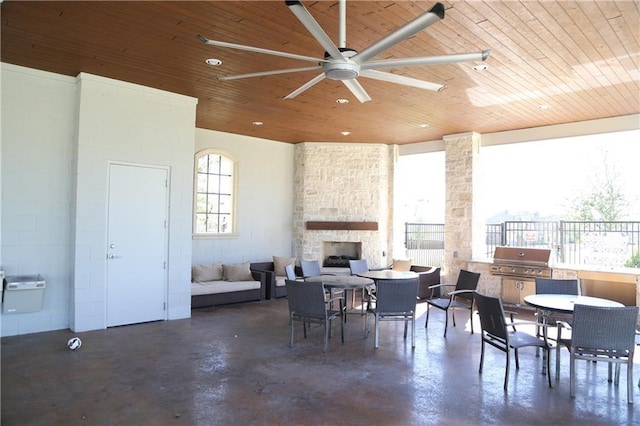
xmin=2 ymin=297 xmax=638 ymax=425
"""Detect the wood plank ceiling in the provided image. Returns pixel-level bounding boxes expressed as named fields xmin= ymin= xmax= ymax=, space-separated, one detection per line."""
xmin=1 ymin=1 xmax=638 ymax=145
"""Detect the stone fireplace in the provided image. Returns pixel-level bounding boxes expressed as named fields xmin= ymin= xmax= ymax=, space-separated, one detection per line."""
xmin=292 ymin=142 xmax=396 ymax=269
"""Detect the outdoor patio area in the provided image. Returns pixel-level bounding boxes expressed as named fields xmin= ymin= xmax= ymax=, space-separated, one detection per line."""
xmin=1 ymin=298 xmax=637 ymax=425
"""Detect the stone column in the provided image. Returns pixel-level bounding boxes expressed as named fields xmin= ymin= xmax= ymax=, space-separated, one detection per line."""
xmin=443 ymin=132 xmax=483 ymax=282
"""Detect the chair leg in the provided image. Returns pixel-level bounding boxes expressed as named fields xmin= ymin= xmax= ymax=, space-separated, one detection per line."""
xmin=411 ymin=315 xmax=416 ymax=349
xmin=452 ymin=307 xmax=457 ymax=327
xmin=374 ymin=314 xmax=380 ymax=349
xmin=323 ymin=322 xmax=328 ymax=353
xmin=545 ymin=346 xmax=552 ymax=388
xmin=425 ymin=304 xmax=430 ymax=328
xmin=504 ymin=348 xmax=510 ymax=391
xmin=443 ymin=309 xmax=449 ymax=338
xmin=479 ymin=338 xmax=485 ymax=374
xmin=289 ymin=318 xmax=294 ymax=348
xmin=403 ymin=319 xmax=408 ymax=339
xmin=570 ymin=351 xmax=576 ymax=398
xmin=469 ymin=304 xmax=474 ymax=334
xmin=555 ymin=342 xmax=562 ymax=381
xmin=627 ymin=360 xmax=634 ymax=404
xmin=514 ymin=348 xmax=520 ymax=370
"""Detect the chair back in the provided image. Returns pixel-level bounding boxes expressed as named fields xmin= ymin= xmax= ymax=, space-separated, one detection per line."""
xmin=535 ymin=278 xmax=579 ymax=295
xmin=300 ymin=260 xmax=322 ymax=278
xmin=454 ymin=270 xmax=481 ymax=302
xmin=571 ymin=304 xmax=638 ymax=352
xmin=474 ymin=292 xmax=508 ymax=341
xmin=285 ymin=279 xmax=328 ymax=318
xmin=284 ymin=263 xmax=296 ymax=281
xmin=349 ymin=259 xmax=369 ymax=275
xmin=375 ymin=278 xmax=419 ymax=314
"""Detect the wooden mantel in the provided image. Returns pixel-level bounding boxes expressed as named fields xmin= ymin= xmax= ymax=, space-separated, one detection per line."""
xmin=306 ymin=221 xmax=378 ymax=231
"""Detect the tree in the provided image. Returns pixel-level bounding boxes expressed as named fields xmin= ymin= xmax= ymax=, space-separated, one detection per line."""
xmin=564 ymin=147 xmax=630 ymax=221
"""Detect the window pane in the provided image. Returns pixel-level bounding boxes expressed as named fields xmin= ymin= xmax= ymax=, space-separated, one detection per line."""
xmin=196 ymin=174 xmax=208 ymax=192
xmin=207 ymin=214 xmax=219 ymax=233
xmin=196 ymin=194 xmax=207 ymax=213
xmin=209 ymin=155 xmax=221 ymax=174
xmin=207 ymin=176 xmax=220 ymax=194
xmin=197 ymin=156 xmax=208 ymax=173
xmin=219 ymin=195 xmax=232 ymax=214
xmin=207 ymin=197 xmax=219 ymax=214
xmin=220 ymin=157 xmax=234 ymax=175
xmin=220 ymin=215 xmax=230 ymax=233
xmin=195 ymin=214 xmax=207 ymax=233
xmin=219 ymin=175 xmax=233 ymax=194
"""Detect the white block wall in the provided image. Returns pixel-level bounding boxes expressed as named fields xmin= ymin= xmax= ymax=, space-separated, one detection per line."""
xmin=192 ymin=129 xmax=295 ymax=264
xmin=1 ymin=64 xmax=77 ymax=335
xmin=72 ymin=73 xmax=197 ymax=332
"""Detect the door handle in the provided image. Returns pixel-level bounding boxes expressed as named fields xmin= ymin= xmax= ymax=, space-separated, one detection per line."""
xmin=107 ymin=254 xmax=122 ymax=259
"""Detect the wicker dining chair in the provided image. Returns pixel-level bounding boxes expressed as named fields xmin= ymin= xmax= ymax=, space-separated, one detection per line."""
xmin=556 ymin=304 xmax=638 ymax=404
xmin=365 ymin=277 xmax=419 ymax=349
xmin=475 ymin=292 xmax=552 ymax=392
xmin=534 ymin=278 xmax=580 ymax=352
xmin=285 ymin=279 xmax=344 ymax=353
xmin=425 ymin=269 xmax=480 ymax=337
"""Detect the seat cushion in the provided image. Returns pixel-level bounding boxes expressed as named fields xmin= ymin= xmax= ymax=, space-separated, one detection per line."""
xmin=392 ymin=259 xmax=412 ymax=272
xmin=192 ymin=263 xmax=223 ymax=282
xmin=273 ymin=256 xmax=296 ymax=276
xmin=223 ymin=262 xmax=254 ymax=281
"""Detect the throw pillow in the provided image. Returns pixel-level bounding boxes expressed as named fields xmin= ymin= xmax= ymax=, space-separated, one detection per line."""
xmin=223 ymin=262 xmax=254 ymax=281
xmin=192 ymin=263 xmax=223 ymax=282
xmin=273 ymin=255 xmax=296 ymax=276
xmin=392 ymin=259 xmax=412 ymax=272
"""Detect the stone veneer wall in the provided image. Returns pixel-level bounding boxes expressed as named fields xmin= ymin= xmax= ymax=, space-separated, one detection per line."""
xmin=293 ymin=143 xmax=395 ymax=269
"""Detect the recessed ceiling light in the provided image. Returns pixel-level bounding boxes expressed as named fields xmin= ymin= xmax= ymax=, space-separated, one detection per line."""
xmin=205 ymin=58 xmax=222 ymax=66
xmin=341 ymin=131 xmax=351 ymax=136
xmin=473 ymin=64 xmax=488 ymax=71
xmin=336 ymin=98 xmax=349 ymax=104
xmin=252 ymin=121 xmax=264 ymax=126
xmin=418 ymin=123 xmax=430 ymax=128
xmin=537 ymin=104 xmax=551 ymax=110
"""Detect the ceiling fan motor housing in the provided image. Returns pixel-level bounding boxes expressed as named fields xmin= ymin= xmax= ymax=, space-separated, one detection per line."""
xmin=323 ymin=48 xmax=360 ymax=80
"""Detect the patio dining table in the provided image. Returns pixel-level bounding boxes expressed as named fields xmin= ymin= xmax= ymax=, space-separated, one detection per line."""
xmin=523 ymin=294 xmax=624 ymax=374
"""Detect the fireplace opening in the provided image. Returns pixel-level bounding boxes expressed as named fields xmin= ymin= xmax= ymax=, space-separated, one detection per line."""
xmin=321 ymin=242 xmax=362 ymax=268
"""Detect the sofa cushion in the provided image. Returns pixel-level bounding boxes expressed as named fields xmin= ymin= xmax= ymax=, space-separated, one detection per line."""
xmin=392 ymin=259 xmax=412 ymax=272
xmin=273 ymin=256 xmax=296 ymax=276
xmin=223 ymin=262 xmax=254 ymax=281
xmin=191 ymin=280 xmax=260 ymax=296
xmin=192 ymin=263 xmax=223 ymax=282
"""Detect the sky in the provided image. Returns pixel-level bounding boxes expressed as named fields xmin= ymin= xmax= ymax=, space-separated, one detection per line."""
xmin=396 ymin=129 xmax=640 ymax=224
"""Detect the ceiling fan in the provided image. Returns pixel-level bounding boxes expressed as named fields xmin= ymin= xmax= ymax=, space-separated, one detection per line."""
xmin=198 ymin=0 xmax=491 ymax=103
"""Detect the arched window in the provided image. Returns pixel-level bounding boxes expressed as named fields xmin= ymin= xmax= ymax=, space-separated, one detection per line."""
xmin=194 ymin=150 xmax=236 ymax=235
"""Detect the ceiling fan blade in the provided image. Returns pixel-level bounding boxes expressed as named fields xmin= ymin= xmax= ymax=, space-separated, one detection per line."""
xmin=342 ymin=79 xmax=372 ymax=103
xmin=359 ymin=70 xmax=445 ymax=92
xmin=284 ymin=73 xmax=326 ymax=99
xmin=362 ymin=50 xmax=492 ymax=70
xmin=352 ymin=2 xmax=445 ymax=65
xmin=198 ymin=34 xmax=325 ymax=63
xmin=286 ymin=1 xmax=344 ymax=60
xmin=219 ymin=66 xmax=322 ymax=81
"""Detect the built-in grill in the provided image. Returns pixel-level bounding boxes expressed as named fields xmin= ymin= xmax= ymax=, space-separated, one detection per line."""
xmin=491 ymin=246 xmax=553 ymax=306
xmin=491 ymin=246 xmax=552 ymax=279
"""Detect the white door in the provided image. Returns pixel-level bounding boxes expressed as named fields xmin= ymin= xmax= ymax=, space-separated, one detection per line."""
xmin=107 ymin=163 xmax=168 ymax=327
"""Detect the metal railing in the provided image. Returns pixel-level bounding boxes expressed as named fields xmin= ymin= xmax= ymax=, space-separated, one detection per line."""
xmin=405 ymin=221 xmax=640 ymax=269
